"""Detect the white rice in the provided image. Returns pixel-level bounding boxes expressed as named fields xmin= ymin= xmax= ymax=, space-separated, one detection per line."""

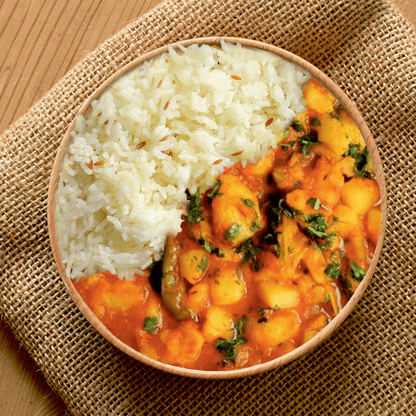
xmin=55 ymin=40 xmax=310 ymax=280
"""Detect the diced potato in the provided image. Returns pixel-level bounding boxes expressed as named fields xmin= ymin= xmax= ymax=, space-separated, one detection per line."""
xmin=211 ymin=175 xmax=263 ymax=247
xmin=253 ymin=251 xmax=284 ymax=282
xmin=333 ymin=204 xmax=360 ymax=238
xmin=314 ymin=114 xmax=351 ymax=156
xmin=294 ymin=273 xmax=315 ymax=298
xmin=165 ymin=321 xmax=205 ymax=366
xmin=278 ymin=217 xmax=309 ymax=278
xmin=188 ymin=281 xmax=210 ymax=316
xmin=202 ymin=306 xmax=234 ymax=342
xmin=242 ymin=152 xmax=274 ymax=176
xmin=337 ymin=155 xmax=356 ymax=178
xmin=303 ymin=79 xmax=336 ymax=113
xmin=345 ymin=228 xmax=369 ymax=265
xmin=211 ymin=263 xmax=246 ymax=306
xmin=285 ymin=189 xmax=309 ymax=212
xmin=303 ymin=313 xmax=328 ymax=343
xmin=343 ymin=116 xmax=366 ymax=148
xmin=302 ymin=246 xmax=327 ymax=284
xmin=179 ymin=248 xmax=209 ymax=284
xmin=144 ymin=298 xmax=163 ymax=332
xmin=272 ymin=153 xmax=305 ymax=192
xmin=341 ymin=177 xmax=380 ymax=216
xmin=258 ymin=282 xmax=300 ymax=309
xmin=327 ymin=166 xmax=345 ymax=188
xmin=248 ymin=310 xmax=300 ymax=347
xmin=366 ymin=206 xmax=381 ymax=245
xmin=304 ymin=285 xmax=328 ymax=305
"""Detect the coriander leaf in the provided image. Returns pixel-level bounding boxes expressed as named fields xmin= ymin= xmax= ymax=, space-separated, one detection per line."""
xmin=243 ymin=198 xmax=255 ymax=208
xmin=307 ymin=197 xmax=321 ymax=210
xmin=292 ymin=120 xmax=303 ymax=132
xmin=186 ymin=189 xmax=204 ymax=225
xmin=196 ymin=257 xmax=208 ymax=272
xmin=215 ymin=337 xmax=246 ymax=363
xmin=329 ymin=104 xmax=343 ymax=120
xmin=144 ymin=317 xmax=159 ymax=334
xmin=298 ymin=131 xmax=318 ymax=156
xmin=198 ymin=238 xmax=224 ymax=257
xmin=237 ymin=238 xmax=263 ymax=268
xmin=282 ymin=140 xmax=295 ymax=150
xmin=225 ymin=223 xmax=242 ymax=240
xmin=208 ymin=181 xmax=222 ymax=199
xmin=284 ymin=127 xmax=290 ymax=138
xmin=311 ymin=116 xmax=321 ymax=126
xmin=324 ymin=263 xmax=340 ymax=279
xmin=345 ymin=144 xmax=371 ymax=178
xmin=305 ymin=214 xmax=329 ymax=238
xmin=269 ymin=198 xmax=298 ymax=228
xmin=214 ymin=318 xmax=247 ymax=363
xmin=350 ymin=262 xmax=366 ymax=282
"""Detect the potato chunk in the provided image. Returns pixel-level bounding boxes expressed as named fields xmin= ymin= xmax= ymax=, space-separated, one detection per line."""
xmin=210 ymin=262 xmax=246 ymax=306
xmin=366 ymin=207 xmax=381 ymax=245
xmin=314 ymin=114 xmax=351 ymax=156
xmin=202 ymin=306 xmax=234 ymax=342
xmin=179 ymin=248 xmax=209 ymax=284
xmin=258 ymin=282 xmax=300 ymax=309
xmin=188 ymin=281 xmax=210 ymax=316
xmin=165 ymin=321 xmax=205 ymax=366
xmin=248 ymin=309 xmax=300 ymax=347
xmin=333 ymin=204 xmax=360 ymax=238
xmin=211 ymin=175 xmax=263 ymax=247
xmin=341 ymin=177 xmax=380 ymax=216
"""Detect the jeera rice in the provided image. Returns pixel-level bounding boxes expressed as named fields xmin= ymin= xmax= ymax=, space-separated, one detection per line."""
xmin=55 ymin=40 xmax=310 ymax=280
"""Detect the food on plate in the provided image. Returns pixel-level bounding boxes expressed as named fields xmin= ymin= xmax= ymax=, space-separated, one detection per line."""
xmin=54 ymin=41 xmax=309 ymax=280
xmin=72 ymin=78 xmax=381 ymax=371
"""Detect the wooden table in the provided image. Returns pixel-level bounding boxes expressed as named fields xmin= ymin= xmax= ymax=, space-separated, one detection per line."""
xmin=1 ymin=0 xmax=415 ymax=414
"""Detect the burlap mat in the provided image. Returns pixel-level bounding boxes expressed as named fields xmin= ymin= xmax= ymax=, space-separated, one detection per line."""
xmin=1 ymin=0 xmax=415 ymax=414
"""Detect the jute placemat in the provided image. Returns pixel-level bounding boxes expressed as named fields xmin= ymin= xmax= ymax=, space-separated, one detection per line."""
xmin=1 ymin=0 xmax=415 ymax=414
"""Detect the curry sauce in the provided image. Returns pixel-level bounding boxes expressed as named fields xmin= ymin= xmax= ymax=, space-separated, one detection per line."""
xmin=73 ymin=79 xmax=381 ymax=371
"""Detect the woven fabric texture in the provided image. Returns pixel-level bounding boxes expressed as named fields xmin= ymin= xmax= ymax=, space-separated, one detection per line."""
xmin=1 ymin=0 xmax=415 ymax=414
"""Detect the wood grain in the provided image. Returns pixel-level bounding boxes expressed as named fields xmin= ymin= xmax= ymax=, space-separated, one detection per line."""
xmin=0 ymin=0 xmax=415 ymax=415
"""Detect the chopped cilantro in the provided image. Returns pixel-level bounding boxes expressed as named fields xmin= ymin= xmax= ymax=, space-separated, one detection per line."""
xmin=243 ymin=199 xmax=255 ymax=208
xmin=305 ymin=214 xmax=329 ymax=238
xmin=345 ymin=143 xmax=371 ymax=178
xmin=250 ymin=219 xmax=262 ymax=232
xmin=307 ymin=197 xmax=321 ymax=210
xmin=298 ymin=131 xmax=318 ymax=156
xmin=292 ymin=120 xmax=303 ymax=132
xmin=284 ymin=127 xmax=291 ymax=138
xmin=350 ymin=262 xmax=366 ymax=282
xmin=208 ymin=181 xmax=222 ymax=199
xmin=311 ymin=116 xmax=321 ymax=126
xmin=324 ymin=263 xmax=340 ymax=279
xmin=197 ymin=238 xmax=224 ymax=257
xmin=196 ymin=256 xmax=208 ymax=272
xmin=144 ymin=317 xmax=159 ymax=334
xmin=215 ymin=319 xmax=246 ymax=363
xmin=282 ymin=140 xmax=296 ymax=150
xmin=186 ymin=189 xmax=204 ymax=225
xmin=329 ymin=104 xmax=343 ymax=120
xmin=237 ymin=238 xmax=263 ymax=268
xmin=304 ymin=214 xmax=337 ymax=251
xmin=225 ymin=223 xmax=242 ymax=240
xmin=269 ymin=198 xmax=298 ymax=228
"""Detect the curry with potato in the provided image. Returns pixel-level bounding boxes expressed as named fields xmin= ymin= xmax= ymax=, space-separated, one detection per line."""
xmin=73 ymin=79 xmax=381 ymax=370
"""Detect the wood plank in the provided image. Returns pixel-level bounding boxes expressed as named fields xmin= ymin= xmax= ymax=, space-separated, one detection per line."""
xmin=0 ymin=0 xmax=164 ymax=134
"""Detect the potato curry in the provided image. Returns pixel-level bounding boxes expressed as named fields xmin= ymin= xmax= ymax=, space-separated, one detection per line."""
xmin=73 ymin=79 xmax=381 ymax=371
